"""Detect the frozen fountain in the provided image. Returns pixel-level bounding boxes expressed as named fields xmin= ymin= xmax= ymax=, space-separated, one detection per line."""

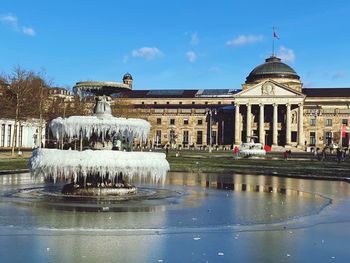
xmin=28 ymin=81 xmax=169 ymax=196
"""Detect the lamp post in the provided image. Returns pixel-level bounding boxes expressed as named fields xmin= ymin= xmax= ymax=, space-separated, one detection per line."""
xmin=207 ymin=109 xmax=217 ymax=153
xmin=313 ymin=107 xmax=322 ymax=149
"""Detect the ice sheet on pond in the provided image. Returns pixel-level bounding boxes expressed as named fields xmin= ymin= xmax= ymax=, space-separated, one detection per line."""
xmin=29 ymin=149 xmax=169 ymax=184
xmin=50 ymin=116 xmax=150 ymax=143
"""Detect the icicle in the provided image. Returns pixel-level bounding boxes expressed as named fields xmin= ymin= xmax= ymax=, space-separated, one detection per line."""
xmin=29 ymin=148 xmax=169 ymax=185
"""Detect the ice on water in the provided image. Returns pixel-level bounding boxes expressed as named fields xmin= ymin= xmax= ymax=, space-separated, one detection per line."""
xmin=29 ymin=148 xmax=169 ymax=184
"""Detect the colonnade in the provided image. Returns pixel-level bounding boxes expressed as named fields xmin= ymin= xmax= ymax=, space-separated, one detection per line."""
xmin=234 ymin=103 xmax=304 ymax=147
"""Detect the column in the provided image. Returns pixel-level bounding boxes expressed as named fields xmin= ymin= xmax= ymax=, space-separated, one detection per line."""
xmin=273 ymin=103 xmax=278 ymax=146
xmin=234 ymin=104 xmax=241 ymax=145
xmin=298 ymin=103 xmax=304 ymax=147
xmin=259 ymin=104 xmax=265 ymax=145
xmin=286 ymin=104 xmax=291 ymax=145
xmin=246 ymin=104 xmax=251 ymax=143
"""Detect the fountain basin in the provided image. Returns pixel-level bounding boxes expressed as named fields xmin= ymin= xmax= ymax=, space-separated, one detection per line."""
xmin=29 ymin=148 xmax=169 ymax=185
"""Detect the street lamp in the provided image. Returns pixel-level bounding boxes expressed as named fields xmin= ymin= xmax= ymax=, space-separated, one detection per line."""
xmin=313 ymin=107 xmax=322 ymax=150
xmin=207 ymin=109 xmax=217 ymax=153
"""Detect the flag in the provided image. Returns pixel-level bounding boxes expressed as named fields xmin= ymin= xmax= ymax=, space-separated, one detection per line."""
xmin=342 ymin=124 xmax=346 ymax=138
xmin=273 ymin=31 xmax=279 ymax=40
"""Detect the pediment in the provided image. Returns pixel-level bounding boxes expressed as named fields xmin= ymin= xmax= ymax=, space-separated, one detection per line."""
xmin=235 ymin=80 xmax=304 ymax=98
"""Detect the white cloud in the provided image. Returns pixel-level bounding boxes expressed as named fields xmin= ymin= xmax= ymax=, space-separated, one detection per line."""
xmin=186 ymin=51 xmax=196 ymax=63
xmin=208 ymin=66 xmax=220 ymax=72
xmin=122 ymin=55 xmax=129 ymax=64
xmin=0 ymin=15 xmax=18 ymax=30
xmin=132 ymin=47 xmax=163 ymax=60
xmin=1 ymin=14 xmax=35 ymax=36
xmin=226 ymin=35 xmax=263 ymax=48
xmin=190 ymin=32 xmax=199 ymax=45
xmin=22 ymin=27 xmax=35 ymax=36
xmin=277 ymin=46 xmax=295 ymax=63
xmin=332 ymin=71 xmax=346 ymax=80
xmin=303 ymin=81 xmax=317 ymax=88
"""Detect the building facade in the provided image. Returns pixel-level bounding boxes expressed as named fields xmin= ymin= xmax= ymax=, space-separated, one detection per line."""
xmin=118 ymin=56 xmax=350 ymax=151
xmin=0 ymin=118 xmax=46 ymax=149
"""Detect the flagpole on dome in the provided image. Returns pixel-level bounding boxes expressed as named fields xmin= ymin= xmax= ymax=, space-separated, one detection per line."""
xmin=272 ymin=26 xmax=279 ymax=57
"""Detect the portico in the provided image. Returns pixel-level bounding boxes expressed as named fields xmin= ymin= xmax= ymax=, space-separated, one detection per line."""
xmin=233 ymin=80 xmax=305 ymax=148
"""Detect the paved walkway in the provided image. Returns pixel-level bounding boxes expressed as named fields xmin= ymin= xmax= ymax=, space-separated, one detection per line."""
xmin=0 ymin=150 xmax=33 ymax=159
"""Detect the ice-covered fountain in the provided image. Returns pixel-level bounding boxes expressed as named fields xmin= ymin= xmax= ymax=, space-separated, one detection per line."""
xmin=28 ymin=81 xmax=169 ymax=196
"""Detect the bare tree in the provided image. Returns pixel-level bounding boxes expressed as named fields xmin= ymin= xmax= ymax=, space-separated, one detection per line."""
xmin=0 ymin=66 xmax=36 ymax=156
xmin=111 ymin=94 xmax=139 ymax=118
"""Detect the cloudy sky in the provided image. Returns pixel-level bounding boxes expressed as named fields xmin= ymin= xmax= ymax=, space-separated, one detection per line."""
xmin=1 ymin=0 xmax=350 ymax=90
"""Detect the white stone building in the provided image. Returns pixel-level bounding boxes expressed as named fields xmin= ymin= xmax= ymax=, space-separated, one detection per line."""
xmin=0 ymin=118 xmax=46 ymax=149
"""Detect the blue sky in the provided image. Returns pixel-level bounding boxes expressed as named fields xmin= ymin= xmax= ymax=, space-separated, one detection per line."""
xmin=1 ymin=0 xmax=350 ymax=90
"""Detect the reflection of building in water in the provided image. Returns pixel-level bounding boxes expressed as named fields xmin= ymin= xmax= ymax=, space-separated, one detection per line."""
xmin=0 ymin=173 xmax=45 ymax=185
xmin=167 ymin=172 xmax=323 ymax=199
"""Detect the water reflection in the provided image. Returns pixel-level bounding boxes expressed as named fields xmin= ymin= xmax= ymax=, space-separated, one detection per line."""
xmin=1 ymin=172 xmax=350 ymax=262
xmin=0 ymin=172 xmax=337 ymax=230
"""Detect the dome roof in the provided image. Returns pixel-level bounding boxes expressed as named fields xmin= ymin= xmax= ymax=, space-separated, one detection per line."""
xmin=246 ymin=56 xmax=300 ymax=83
xmin=123 ymin=72 xmax=133 ymax=80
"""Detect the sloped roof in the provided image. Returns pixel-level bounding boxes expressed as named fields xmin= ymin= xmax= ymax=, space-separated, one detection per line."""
xmin=302 ymin=88 xmax=350 ymax=97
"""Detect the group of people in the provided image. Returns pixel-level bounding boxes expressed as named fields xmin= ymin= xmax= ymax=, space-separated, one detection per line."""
xmin=283 ymin=150 xmax=292 ymax=160
xmin=314 ymin=147 xmax=348 ymax=162
xmin=336 ymin=149 xmax=347 ymax=163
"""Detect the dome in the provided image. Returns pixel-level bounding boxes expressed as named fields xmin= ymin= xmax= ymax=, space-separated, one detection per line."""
xmin=123 ymin=72 xmax=133 ymax=80
xmin=246 ymin=56 xmax=300 ymax=83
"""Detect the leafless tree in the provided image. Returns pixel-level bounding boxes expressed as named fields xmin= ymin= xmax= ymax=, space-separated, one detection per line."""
xmin=0 ymin=66 xmax=37 ymax=155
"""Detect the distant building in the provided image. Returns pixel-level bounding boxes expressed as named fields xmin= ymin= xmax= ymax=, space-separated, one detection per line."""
xmin=117 ymin=57 xmax=350 ymax=150
xmin=0 ymin=118 xmax=46 ymax=149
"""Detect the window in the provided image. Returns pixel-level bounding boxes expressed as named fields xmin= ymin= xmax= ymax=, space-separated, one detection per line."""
xmin=325 ymin=132 xmax=332 ymax=146
xmin=192 ymin=101 xmax=195 ymax=104
xmin=1 ymin=125 xmax=5 ymax=147
xmin=218 ymin=102 xmax=221 ymax=105
xmin=196 ymin=131 xmax=203 ymax=144
xmin=291 ymin=131 xmax=297 ymax=142
xmin=141 ymin=101 xmax=144 ymax=104
xmin=210 ymin=130 xmax=217 ymax=145
xmin=157 ymin=118 xmax=161 ymax=125
xmin=205 ymin=101 xmax=208 ymax=105
xmin=197 ymin=119 xmax=203 ymax=125
xmin=179 ymin=101 xmax=182 ymax=104
xmin=310 ymin=119 xmax=316 ymax=126
xmin=170 ymin=119 xmax=175 ymax=125
xmin=326 ymin=119 xmax=332 ymax=126
xmin=342 ymin=119 xmax=348 ymax=125
xmin=7 ymin=125 xmax=11 ymax=147
xmin=310 ymin=132 xmax=316 ymax=146
xmin=166 ymin=101 xmax=169 ymax=104
xmin=156 ymin=130 xmax=161 ymax=145
xmin=184 ymin=119 xmax=189 ymax=125
xmin=183 ymin=131 xmax=189 ymax=145
xmin=170 ymin=129 xmax=175 ymax=144
xmin=154 ymin=101 xmax=157 ymax=104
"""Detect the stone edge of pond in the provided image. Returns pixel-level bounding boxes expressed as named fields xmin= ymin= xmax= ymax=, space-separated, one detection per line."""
xmin=0 ymin=169 xmax=29 ymax=175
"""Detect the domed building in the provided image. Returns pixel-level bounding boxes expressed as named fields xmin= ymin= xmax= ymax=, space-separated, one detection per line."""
xmin=113 ymin=57 xmax=350 ymax=152
xmin=243 ymin=56 xmax=302 ymax=92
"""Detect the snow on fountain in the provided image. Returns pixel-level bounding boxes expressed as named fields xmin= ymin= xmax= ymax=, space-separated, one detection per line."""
xmin=50 ymin=116 xmax=150 ymax=143
xmin=28 ymin=81 xmax=169 ymax=195
xmin=29 ymin=149 xmax=168 ymax=184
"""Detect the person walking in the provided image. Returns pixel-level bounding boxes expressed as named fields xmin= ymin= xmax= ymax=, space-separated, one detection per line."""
xmin=336 ymin=149 xmax=342 ymax=163
xmin=321 ymin=148 xmax=326 ymax=161
xmin=234 ymin=146 xmax=239 ymax=160
xmin=283 ymin=151 xmax=288 ymax=160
